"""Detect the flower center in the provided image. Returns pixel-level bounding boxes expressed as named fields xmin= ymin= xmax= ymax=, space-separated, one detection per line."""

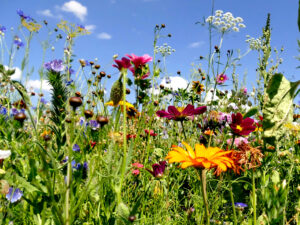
xmin=236 ymin=125 xmax=243 ymax=131
xmin=177 ymin=107 xmax=185 ymax=113
xmin=220 ymin=77 xmax=224 ymax=80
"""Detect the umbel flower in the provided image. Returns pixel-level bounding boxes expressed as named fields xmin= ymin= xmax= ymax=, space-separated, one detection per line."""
xmin=166 ymin=142 xmax=235 ymax=175
xmin=156 ymin=104 xmax=207 ymax=121
xmin=229 ymin=113 xmax=256 ymax=136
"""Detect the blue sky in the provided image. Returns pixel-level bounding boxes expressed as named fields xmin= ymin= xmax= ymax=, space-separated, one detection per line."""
xmin=0 ymin=0 xmax=299 ymax=102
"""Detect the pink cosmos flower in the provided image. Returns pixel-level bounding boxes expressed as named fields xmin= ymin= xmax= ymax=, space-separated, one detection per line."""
xmin=227 ymin=137 xmax=249 ymax=147
xmin=132 ymin=169 xmax=140 ymax=175
xmin=113 ymin=57 xmax=132 ymax=71
xmin=216 ymin=74 xmax=229 ymax=84
xmin=126 ymin=54 xmax=152 ymax=69
xmin=132 ymin=162 xmax=144 ymax=168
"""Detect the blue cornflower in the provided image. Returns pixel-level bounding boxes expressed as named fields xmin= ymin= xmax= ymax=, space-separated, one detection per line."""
xmin=44 ymin=59 xmax=65 ymax=72
xmin=72 ymin=144 xmax=80 ymax=152
xmin=13 ymin=36 xmax=24 ymax=48
xmin=16 ymin=9 xmax=33 ymax=21
xmin=66 ymin=67 xmax=75 ymax=75
xmin=234 ymin=202 xmax=248 ymax=209
xmin=40 ymin=98 xmax=48 ymax=104
xmin=11 ymin=108 xmax=19 ymax=116
xmin=77 ymin=24 xmax=85 ymax=29
xmin=6 ymin=187 xmax=23 ymax=203
xmin=89 ymin=120 xmax=100 ymax=130
xmin=0 ymin=106 xmax=7 ymax=115
xmin=65 ymin=79 xmax=74 ymax=86
xmin=0 ymin=25 xmax=6 ymax=35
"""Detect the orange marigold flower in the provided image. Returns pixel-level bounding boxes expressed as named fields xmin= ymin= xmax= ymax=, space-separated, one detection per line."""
xmin=166 ymin=141 xmax=235 ymax=175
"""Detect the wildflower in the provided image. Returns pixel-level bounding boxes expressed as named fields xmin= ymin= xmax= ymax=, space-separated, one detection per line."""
xmin=229 ymin=113 xmax=256 ymax=136
xmin=57 ymin=20 xmax=89 ymax=38
xmin=0 ymin=106 xmax=7 ymax=115
xmin=65 ymin=79 xmax=74 ymax=86
xmin=216 ymin=74 xmax=229 ymax=84
xmin=0 ymin=25 xmax=6 ymax=36
xmin=126 ymin=54 xmax=152 ymax=69
xmin=227 ymin=137 xmax=249 ymax=147
xmin=16 ymin=9 xmax=33 ymax=21
xmin=166 ymin=142 xmax=235 ymax=176
xmin=6 ymin=187 xmax=23 ymax=203
xmin=113 ymin=57 xmax=132 ymax=71
xmin=88 ymin=120 xmax=100 ymax=130
xmin=132 ymin=169 xmax=140 ymax=175
xmin=21 ymin=19 xmax=41 ymax=32
xmin=44 ymin=59 xmax=65 ymax=72
xmin=145 ymin=129 xmax=158 ymax=137
xmin=13 ymin=36 xmax=24 ymax=48
xmin=146 ymin=161 xmax=166 ymax=178
xmin=156 ymin=104 xmax=207 ymax=121
xmin=40 ymin=98 xmax=48 ymax=105
xmin=132 ymin=162 xmax=144 ymax=168
xmin=72 ymin=144 xmax=80 ymax=152
xmin=235 ymin=202 xmax=248 ymax=209
xmin=105 ymin=100 xmax=135 ymax=111
xmin=127 ymin=134 xmax=137 ymax=139
xmin=192 ymin=81 xmax=205 ymax=94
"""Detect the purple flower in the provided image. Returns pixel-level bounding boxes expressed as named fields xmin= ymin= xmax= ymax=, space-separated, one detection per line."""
xmin=0 ymin=106 xmax=7 ymax=115
xmin=13 ymin=36 xmax=24 ymax=48
xmin=40 ymin=98 xmax=48 ymax=104
xmin=11 ymin=108 xmax=19 ymax=116
xmin=66 ymin=67 xmax=75 ymax=75
xmin=16 ymin=9 xmax=33 ymax=21
xmin=216 ymin=74 xmax=229 ymax=84
xmin=235 ymin=202 xmax=248 ymax=209
xmin=0 ymin=25 xmax=6 ymax=34
xmin=89 ymin=120 xmax=100 ymax=130
xmin=146 ymin=161 xmax=166 ymax=178
xmin=44 ymin=59 xmax=65 ymax=72
xmin=72 ymin=144 xmax=80 ymax=152
xmin=6 ymin=187 xmax=23 ymax=203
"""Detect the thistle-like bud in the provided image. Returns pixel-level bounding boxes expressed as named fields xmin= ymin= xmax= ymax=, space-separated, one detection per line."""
xmin=110 ymin=78 xmax=123 ymax=106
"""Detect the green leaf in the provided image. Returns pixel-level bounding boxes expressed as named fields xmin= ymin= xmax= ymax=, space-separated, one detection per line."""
xmin=243 ymin=107 xmax=259 ymax=118
xmin=262 ymin=73 xmax=300 ymax=145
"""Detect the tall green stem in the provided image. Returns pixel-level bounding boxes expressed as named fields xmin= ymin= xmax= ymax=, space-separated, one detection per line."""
xmin=180 ymin=120 xmax=187 ymax=140
xmin=117 ymin=69 xmax=128 ymax=204
xmin=252 ymin=172 xmax=257 ymax=225
xmin=201 ymin=169 xmax=210 ymax=225
xmin=229 ymin=184 xmax=237 ymax=225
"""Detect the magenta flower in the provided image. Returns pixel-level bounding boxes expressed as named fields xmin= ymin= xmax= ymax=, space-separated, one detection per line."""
xmin=156 ymin=104 xmax=207 ymax=121
xmin=144 ymin=129 xmax=158 ymax=137
xmin=216 ymin=74 xmax=229 ymax=84
xmin=146 ymin=161 xmax=166 ymax=178
xmin=126 ymin=54 xmax=152 ymax=69
xmin=229 ymin=113 xmax=256 ymax=136
xmin=113 ymin=57 xmax=132 ymax=71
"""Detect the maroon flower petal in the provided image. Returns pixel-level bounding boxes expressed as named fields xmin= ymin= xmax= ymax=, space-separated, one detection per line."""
xmin=168 ymin=106 xmax=181 ymax=117
xmin=194 ymin=106 xmax=207 ymax=115
xmin=242 ymin=117 xmax=255 ymax=126
xmin=156 ymin=110 xmax=170 ymax=118
xmin=181 ymin=104 xmax=195 ymax=116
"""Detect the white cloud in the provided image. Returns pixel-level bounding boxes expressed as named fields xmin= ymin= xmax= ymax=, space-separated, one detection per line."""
xmin=61 ymin=1 xmax=87 ymax=21
xmin=26 ymin=80 xmax=51 ymax=92
xmin=3 ymin=66 xmax=22 ymax=80
xmin=85 ymin=24 xmax=96 ymax=33
xmin=97 ymin=32 xmax=112 ymax=40
xmin=160 ymin=76 xmax=188 ymax=91
xmin=188 ymin=41 xmax=205 ymax=48
xmin=37 ymin=9 xmax=54 ymax=17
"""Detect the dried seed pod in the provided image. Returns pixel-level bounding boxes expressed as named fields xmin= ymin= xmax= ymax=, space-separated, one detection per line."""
xmin=75 ymin=92 xmax=81 ymax=97
xmin=100 ymin=71 xmax=106 ymax=77
xmin=107 ymin=75 xmax=111 ymax=79
xmin=84 ymin=110 xmax=94 ymax=119
xmin=96 ymin=116 xmax=109 ymax=126
xmin=160 ymin=84 xmax=164 ymax=89
xmin=94 ymin=64 xmax=100 ymax=69
xmin=14 ymin=112 xmax=26 ymax=122
xmin=69 ymin=97 xmax=82 ymax=109
xmin=126 ymin=88 xmax=131 ymax=94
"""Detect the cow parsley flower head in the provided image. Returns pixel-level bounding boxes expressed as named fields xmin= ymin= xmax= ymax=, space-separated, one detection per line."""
xmin=206 ymin=10 xmax=246 ymax=33
xmin=246 ymin=35 xmax=262 ymax=50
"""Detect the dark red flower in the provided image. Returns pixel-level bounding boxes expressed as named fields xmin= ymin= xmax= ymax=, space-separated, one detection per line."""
xmin=90 ymin=141 xmax=97 ymax=148
xmin=156 ymin=104 xmax=207 ymax=121
xmin=146 ymin=161 xmax=166 ymax=178
xmin=127 ymin=134 xmax=136 ymax=140
xmin=113 ymin=57 xmax=132 ymax=71
xmin=144 ymin=129 xmax=158 ymax=137
xmin=229 ymin=113 xmax=256 ymax=136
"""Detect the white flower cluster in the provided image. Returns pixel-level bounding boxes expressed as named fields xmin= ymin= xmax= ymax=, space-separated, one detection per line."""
xmin=154 ymin=43 xmax=175 ymax=57
xmin=205 ymin=10 xmax=246 ymax=33
xmin=245 ymin=35 xmax=262 ymax=50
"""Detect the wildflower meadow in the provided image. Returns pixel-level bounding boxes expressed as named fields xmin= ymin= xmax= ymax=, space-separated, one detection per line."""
xmin=0 ymin=0 xmax=299 ymax=224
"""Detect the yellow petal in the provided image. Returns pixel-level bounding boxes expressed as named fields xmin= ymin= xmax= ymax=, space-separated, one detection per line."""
xmin=182 ymin=141 xmax=195 ymax=159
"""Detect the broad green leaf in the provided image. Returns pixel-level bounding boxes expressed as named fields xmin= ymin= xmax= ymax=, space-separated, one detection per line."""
xmin=243 ymin=107 xmax=259 ymax=119
xmin=263 ymin=73 xmax=300 ymax=145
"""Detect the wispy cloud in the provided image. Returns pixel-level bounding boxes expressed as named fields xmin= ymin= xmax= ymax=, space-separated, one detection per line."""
xmin=188 ymin=41 xmax=205 ymax=48
xmin=26 ymin=80 xmax=51 ymax=92
xmin=97 ymin=32 xmax=112 ymax=40
xmin=85 ymin=24 xmax=96 ymax=33
xmin=61 ymin=1 xmax=87 ymax=21
xmin=37 ymin=9 xmax=54 ymax=17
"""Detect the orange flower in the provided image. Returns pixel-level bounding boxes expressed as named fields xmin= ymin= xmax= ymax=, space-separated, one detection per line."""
xmin=166 ymin=142 xmax=235 ymax=175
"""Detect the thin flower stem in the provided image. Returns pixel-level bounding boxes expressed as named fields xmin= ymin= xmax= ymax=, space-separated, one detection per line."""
xmin=252 ymin=172 xmax=257 ymax=225
xmin=201 ymin=169 xmax=210 ymax=225
xmin=117 ymin=69 xmax=128 ymax=205
xmin=180 ymin=120 xmax=187 ymax=140
xmin=229 ymin=184 xmax=237 ymax=225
